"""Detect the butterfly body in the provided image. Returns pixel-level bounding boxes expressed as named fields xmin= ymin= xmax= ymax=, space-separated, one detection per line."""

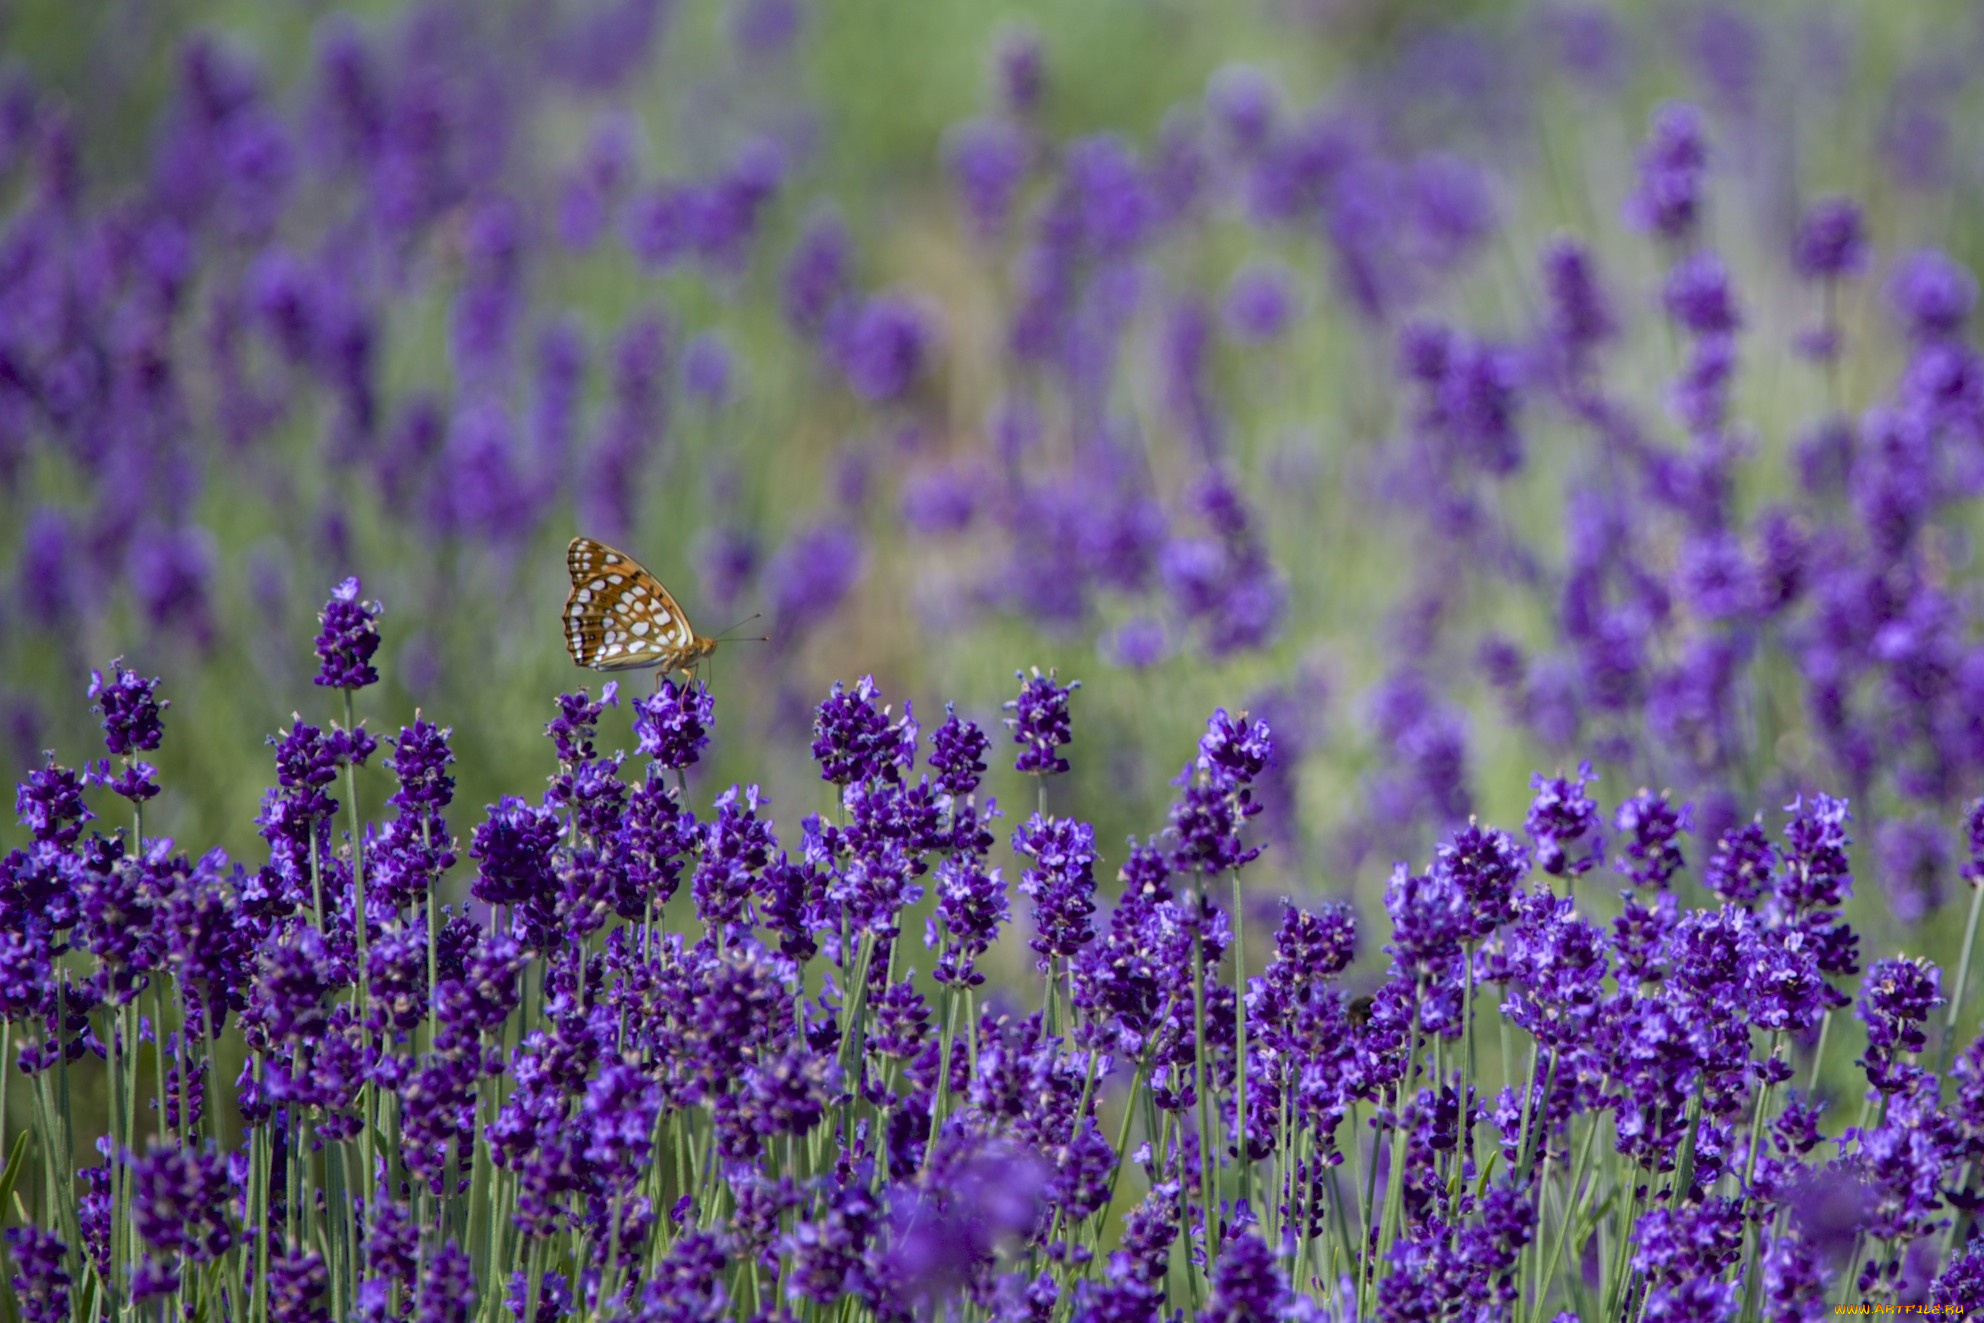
xmin=563 ymin=537 xmax=719 ymax=677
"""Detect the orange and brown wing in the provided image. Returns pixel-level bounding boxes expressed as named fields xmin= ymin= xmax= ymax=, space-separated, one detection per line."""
xmin=562 ymin=536 xmax=697 ymax=670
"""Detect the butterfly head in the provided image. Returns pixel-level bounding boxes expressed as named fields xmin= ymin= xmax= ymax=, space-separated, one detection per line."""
xmin=677 ymin=635 xmax=720 ymax=672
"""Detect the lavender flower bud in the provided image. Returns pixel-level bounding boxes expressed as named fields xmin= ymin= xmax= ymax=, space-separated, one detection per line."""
xmin=1525 ymin=763 xmax=1602 ymax=878
xmin=88 ymin=660 xmax=168 ymax=758
xmin=1014 ymin=812 xmax=1097 ymax=968
xmin=813 ymin=677 xmax=915 ymax=786
xmin=1703 ymin=817 xmax=1772 ymax=903
xmin=633 ymin=679 xmax=715 ymax=770
xmin=1435 ymin=821 xmax=1527 ymax=938
xmin=946 ymin=117 xmax=1029 ymax=242
xmin=469 ymin=797 xmax=562 ymax=909
xmin=1613 ymin=790 xmax=1690 ymax=890
xmin=928 ymin=704 xmax=990 ymax=799
xmin=1005 ymin=667 xmax=1079 ymax=777
xmin=16 ymin=757 xmax=93 ymax=848
xmin=385 ymin=718 xmax=455 ymax=817
xmin=312 ymin=576 xmax=382 ymax=691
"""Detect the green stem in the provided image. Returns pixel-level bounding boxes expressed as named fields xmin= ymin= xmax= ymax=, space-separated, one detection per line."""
xmin=1372 ymin=991 xmax=1423 ymax=1310
xmin=1188 ymin=894 xmax=1217 ymax=1283
xmin=1526 ymin=1080 xmax=1610 ymax=1323
xmin=1231 ymin=869 xmax=1250 ymax=1211
xmin=1807 ymin=1010 xmax=1833 ymax=1095
xmin=1940 ymin=880 xmax=1984 ymax=1082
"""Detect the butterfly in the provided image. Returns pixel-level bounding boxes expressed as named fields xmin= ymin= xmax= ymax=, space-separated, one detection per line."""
xmin=562 ymin=537 xmax=720 ymax=677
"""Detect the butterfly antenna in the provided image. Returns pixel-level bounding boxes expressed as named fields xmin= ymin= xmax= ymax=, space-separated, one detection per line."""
xmin=715 ymin=612 xmax=771 ymax=643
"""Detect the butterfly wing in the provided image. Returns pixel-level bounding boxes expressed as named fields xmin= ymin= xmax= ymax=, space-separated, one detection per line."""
xmin=563 ymin=536 xmax=698 ymax=671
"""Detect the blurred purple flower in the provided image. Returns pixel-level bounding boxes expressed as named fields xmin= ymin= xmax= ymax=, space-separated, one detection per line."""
xmin=4 ymin=1225 xmax=68 ymax=1323
xmin=1874 ymin=815 xmax=1948 ymax=927
xmin=834 ymin=296 xmax=935 ymax=402
xmin=946 ymin=117 xmax=1029 ymax=242
xmin=1886 ymin=248 xmax=1976 ymax=341
xmin=1223 ymin=262 xmax=1297 ymax=343
xmin=767 ymin=521 xmax=862 ymax=640
xmin=1793 ymin=197 xmax=1870 ymax=281
xmin=682 ymin=332 xmax=737 ymax=407
xmin=1206 ymin=65 xmax=1277 ymax=152
xmin=1624 ymin=102 xmax=1708 ymax=242
xmin=994 ymin=27 xmax=1044 ymax=117
xmin=1663 ymin=251 xmax=1741 ymax=335
xmin=782 ymin=211 xmax=852 ymax=340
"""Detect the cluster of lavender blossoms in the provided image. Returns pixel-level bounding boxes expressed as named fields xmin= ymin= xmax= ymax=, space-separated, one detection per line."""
xmin=18 ymin=3 xmax=1984 ymax=1320
xmin=8 ymin=582 xmax=1984 ymax=1320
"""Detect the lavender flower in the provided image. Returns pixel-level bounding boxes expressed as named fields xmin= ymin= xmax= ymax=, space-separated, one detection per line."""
xmin=130 ymin=1140 xmax=235 ymax=1261
xmin=813 ymin=677 xmax=915 ymax=786
xmin=4 ymin=1225 xmax=69 ymax=1323
xmin=1612 ymin=790 xmax=1690 ymax=890
xmin=269 ymin=1246 xmax=332 ymax=1323
xmin=995 ymin=27 xmax=1044 ymax=117
xmin=88 ymin=660 xmax=168 ymax=758
xmin=415 ymin=1241 xmax=475 ymax=1323
xmin=1013 ymin=813 xmax=1096 ymax=968
xmin=930 ymin=852 xmax=1009 ymax=988
xmin=1886 ymin=248 xmax=1975 ymax=341
xmin=1526 ymin=763 xmax=1602 ymax=879
xmin=16 ymin=757 xmax=93 ymax=848
xmin=782 ymin=211 xmax=852 ymax=339
xmin=1875 ymin=815 xmax=1948 ymax=926
xmin=1932 ymin=1242 xmax=1984 ymax=1313
xmin=469 ymin=797 xmax=562 ymax=909
xmin=1541 ymin=235 xmax=1617 ymax=372
xmin=312 ymin=576 xmax=382 ymax=690
xmin=1703 ymin=817 xmax=1773 ymax=903
xmin=928 ymin=705 xmax=991 ymax=799
xmin=1434 ymin=821 xmax=1527 ymax=938
xmin=633 ymin=679 xmax=714 ymax=770
xmin=1859 ymin=956 xmax=1941 ymax=1094
xmin=1663 ymin=251 xmax=1740 ymax=335
xmin=1203 ymin=1230 xmax=1289 ymax=1323
xmin=1005 ymin=667 xmax=1079 ymax=777
xmin=1384 ymin=865 xmax=1467 ymax=976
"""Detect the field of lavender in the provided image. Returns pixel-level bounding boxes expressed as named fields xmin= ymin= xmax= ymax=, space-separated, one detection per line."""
xmin=11 ymin=0 xmax=1984 ymax=1317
